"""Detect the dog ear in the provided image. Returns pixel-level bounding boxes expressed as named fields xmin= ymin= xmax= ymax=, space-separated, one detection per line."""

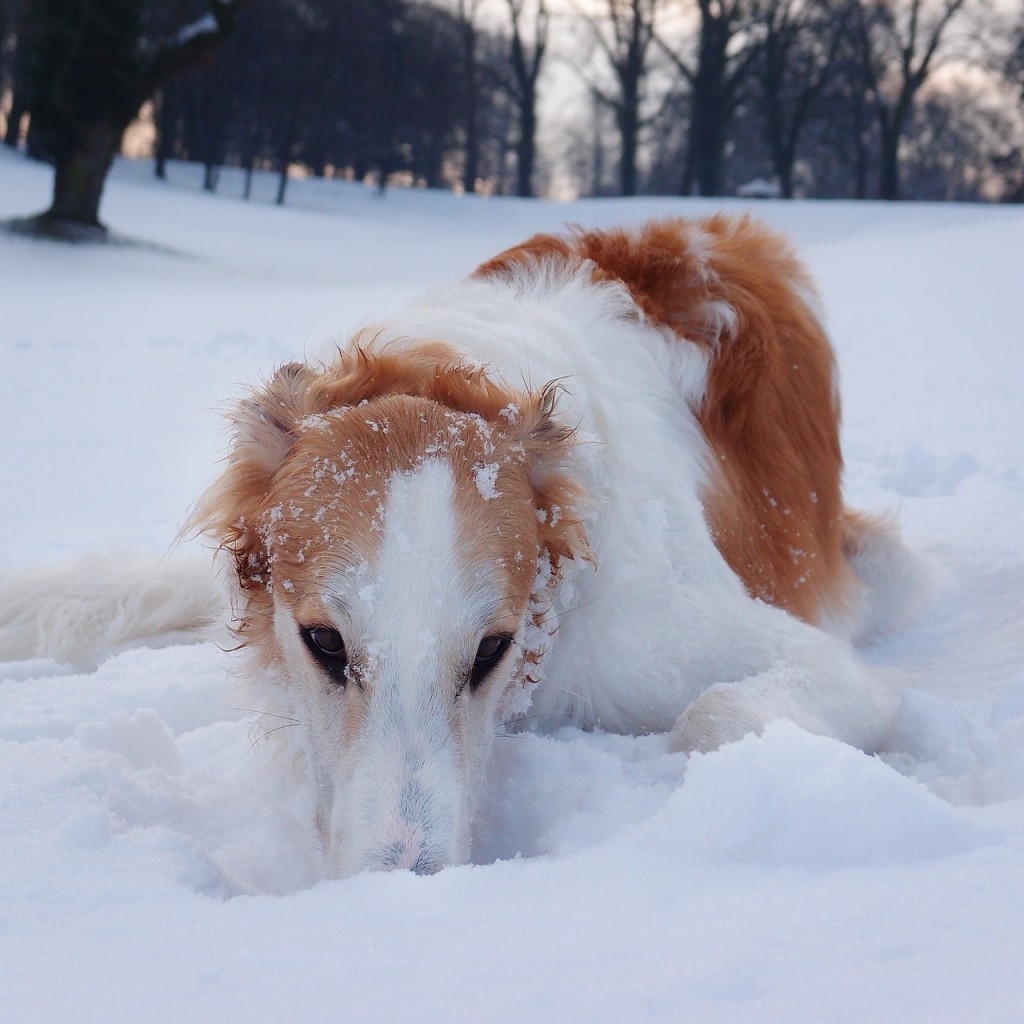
xmin=516 ymin=381 xmax=596 ymax=569
xmin=231 ymin=362 xmax=319 ymax=476
xmin=186 ymin=362 xmax=319 ymax=591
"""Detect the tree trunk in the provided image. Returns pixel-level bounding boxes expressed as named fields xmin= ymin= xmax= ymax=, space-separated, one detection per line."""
xmin=3 ymin=92 xmax=27 ymax=148
xmin=618 ymin=75 xmax=640 ymax=197
xmin=462 ymin=94 xmax=479 ymax=193
xmin=460 ymin=12 xmax=480 ymax=195
xmin=590 ymin=93 xmax=607 ymax=195
xmin=26 ymin=1 xmax=244 ymax=236
xmin=877 ymin=121 xmax=901 ymax=200
xmin=619 ymin=113 xmax=638 ymax=196
xmin=516 ymin=103 xmax=536 ymax=198
xmin=765 ymin=107 xmax=798 ymax=198
xmin=44 ymin=120 xmax=123 ymax=229
xmin=678 ymin=23 xmax=732 ymax=197
xmin=777 ymin=155 xmax=794 ymax=200
xmin=878 ymin=146 xmax=900 ymax=199
xmin=682 ymin=98 xmax=726 ymax=196
xmin=853 ymin=134 xmax=869 ymax=199
xmin=506 ymin=0 xmax=547 ymax=200
xmin=849 ymin=87 xmax=871 ymax=200
xmin=154 ymin=92 xmax=169 ymax=179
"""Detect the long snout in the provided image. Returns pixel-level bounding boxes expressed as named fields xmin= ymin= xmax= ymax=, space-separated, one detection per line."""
xmin=362 ymin=775 xmax=462 ymax=876
xmin=325 ymin=716 xmax=471 ymax=878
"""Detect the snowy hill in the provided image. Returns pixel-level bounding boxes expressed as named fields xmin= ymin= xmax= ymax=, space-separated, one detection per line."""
xmin=2 ymin=150 xmax=1023 ymax=1022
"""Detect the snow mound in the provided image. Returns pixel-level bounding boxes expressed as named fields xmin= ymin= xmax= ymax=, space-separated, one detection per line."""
xmin=654 ymin=723 xmax=999 ymax=870
xmin=887 ymin=682 xmax=1024 ymax=806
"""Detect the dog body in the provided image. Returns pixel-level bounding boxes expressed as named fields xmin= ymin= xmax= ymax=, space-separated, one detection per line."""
xmin=0 ymin=217 xmax=919 ymax=878
xmin=356 ymin=231 xmax=862 ymax=740
xmin=183 ymin=216 xmax=914 ymax=876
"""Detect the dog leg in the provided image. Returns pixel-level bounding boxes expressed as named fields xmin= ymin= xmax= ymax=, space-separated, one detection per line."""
xmin=670 ymin=637 xmax=898 ymax=755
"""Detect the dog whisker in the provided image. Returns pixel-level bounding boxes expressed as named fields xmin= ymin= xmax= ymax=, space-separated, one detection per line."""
xmin=247 ymin=721 xmax=302 ymax=758
xmin=545 ymin=684 xmax=593 ymax=706
xmin=229 ymin=707 xmax=302 ymax=724
xmin=534 ymin=592 xmax=608 ymax=629
xmin=251 ymin=721 xmax=302 ymax=739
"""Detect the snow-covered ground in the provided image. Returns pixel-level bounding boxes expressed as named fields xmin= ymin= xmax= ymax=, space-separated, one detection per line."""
xmin=2 ymin=150 xmax=1023 ymax=1022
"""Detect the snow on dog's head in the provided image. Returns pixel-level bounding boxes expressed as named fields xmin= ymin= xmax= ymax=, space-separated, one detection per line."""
xmin=191 ymin=343 xmax=591 ymax=876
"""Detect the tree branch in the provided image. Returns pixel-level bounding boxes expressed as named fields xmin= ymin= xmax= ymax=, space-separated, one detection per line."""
xmin=142 ymin=0 xmax=245 ymax=99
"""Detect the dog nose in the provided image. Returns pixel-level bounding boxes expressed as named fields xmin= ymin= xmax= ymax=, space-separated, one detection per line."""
xmin=409 ymin=850 xmax=443 ymax=876
xmin=370 ymin=840 xmax=445 ymax=876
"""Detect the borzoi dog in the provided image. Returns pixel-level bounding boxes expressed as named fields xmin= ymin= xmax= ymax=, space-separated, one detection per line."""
xmin=0 ymin=217 xmax=921 ymax=877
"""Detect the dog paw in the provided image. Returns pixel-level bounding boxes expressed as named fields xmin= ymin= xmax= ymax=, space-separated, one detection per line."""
xmin=670 ymin=675 xmax=832 ymax=754
xmin=670 ymin=685 xmax=775 ymax=753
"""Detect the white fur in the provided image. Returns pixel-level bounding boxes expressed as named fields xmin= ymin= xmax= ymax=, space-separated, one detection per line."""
xmin=846 ymin=515 xmax=935 ymax=644
xmin=273 ymin=460 xmax=521 ymax=876
xmin=366 ymin=268 xmax=903 ymax=750
xmin=0 ymin=553 xmax=223 ymax=666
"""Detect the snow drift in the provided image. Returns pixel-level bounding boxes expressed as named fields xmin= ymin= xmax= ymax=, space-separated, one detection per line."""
xmin=2 ymin=150 xmax=1023 ymax=1022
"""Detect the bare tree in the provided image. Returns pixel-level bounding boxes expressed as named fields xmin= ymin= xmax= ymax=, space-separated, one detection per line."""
xmin=152 ymin=0 xmax=481 ymax=199
xmin=454 ymin=0 xmax=485 ymax=192
xmin=660 ymin=0 xmax=761 ymax=196
xmin=398 ymin=2 xmax=470 ymax=188
xmin=902 ymin=79 xmax=1022 ymax=200
xmin=754 ymin=0 xmax=849 ymax=197
xmin=854 ymin=0 xmax=970 ymax=199
xmin=584 ymin=0 xmax=662 ymax=196
xmin=503 ymin=0 xmax=548 ymax=197
xmin=23 ymin=0 xmax=244 ymax=236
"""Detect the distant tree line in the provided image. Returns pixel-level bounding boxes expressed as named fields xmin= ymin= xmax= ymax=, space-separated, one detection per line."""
xmin=1 ymin=0 xmax=1022 ymax=230
xmin=150 ymin=0 xmax=528 ymax=204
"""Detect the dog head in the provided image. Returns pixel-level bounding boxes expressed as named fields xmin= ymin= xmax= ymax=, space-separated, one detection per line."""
xmin=192 ymin=343 xmax=591 ymax=876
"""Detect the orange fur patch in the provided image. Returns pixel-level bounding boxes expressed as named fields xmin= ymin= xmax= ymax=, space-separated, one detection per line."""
xmin=477 ymin=216 xmax=858 ymax=626
xmin=189 ymin=343 xmax=593 ymax=654
xmin=267 ymin=396 xmax=540 ymax=644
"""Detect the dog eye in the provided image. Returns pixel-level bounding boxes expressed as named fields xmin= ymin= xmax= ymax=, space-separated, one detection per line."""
xmin=300 ymin=626 xmax=349 ymax=686
xmin=309 ymin=627 xmax=344 ymax=656
xmin=469 ymin=633 xmax=513 ymax=692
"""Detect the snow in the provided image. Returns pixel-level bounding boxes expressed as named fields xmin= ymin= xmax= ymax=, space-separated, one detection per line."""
xmin=2 ymin=150 xmax=1024 ymax=1021
xmin=472 ymin=461 xmax=502 ymax=500
xmin=173 ymin=12 xmax=219 ymax=47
